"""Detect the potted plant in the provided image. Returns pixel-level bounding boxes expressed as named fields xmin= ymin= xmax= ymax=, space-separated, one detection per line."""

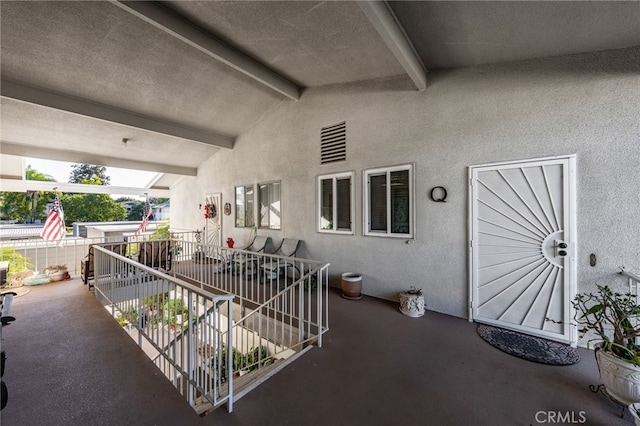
xmin=44 ymin=264 xmax=68 ymax=282
xmin=572 ymin=284 xmax=640 ymax=405
xmin=399 ymin=286 xmax=425 ymax=317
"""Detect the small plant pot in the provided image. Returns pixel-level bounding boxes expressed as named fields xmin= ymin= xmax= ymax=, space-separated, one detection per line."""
xmin=341 ymin=273 xmax=363 ymax=300
xmin=44 ymin=268 xmax=67 ymax=282
xmin=399 ymin=292 xmax=425 ymax=317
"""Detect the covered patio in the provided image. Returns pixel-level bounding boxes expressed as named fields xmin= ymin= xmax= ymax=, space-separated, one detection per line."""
xmin=1 ymin=2 xmax=639 ymax=424
xmin=1 ymin=278 xmax=630 ymax=425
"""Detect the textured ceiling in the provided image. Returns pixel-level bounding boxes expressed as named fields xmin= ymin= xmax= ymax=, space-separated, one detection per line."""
xmin=1 ymin=1 xmax=639 ymax=193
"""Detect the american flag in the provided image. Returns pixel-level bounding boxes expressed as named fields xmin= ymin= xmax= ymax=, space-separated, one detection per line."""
xmin=135 ymin=201 xmax=152 ymax=237
xmin=40 ymin=194 xmax=66 ymax=247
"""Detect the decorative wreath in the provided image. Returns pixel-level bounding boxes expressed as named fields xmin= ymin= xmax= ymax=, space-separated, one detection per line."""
xmin=204 ymin=203 xmax=217 ymax=219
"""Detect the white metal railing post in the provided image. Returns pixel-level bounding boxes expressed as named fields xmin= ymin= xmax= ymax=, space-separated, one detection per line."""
xmin=222 ymin=296 xmax=234 ymax=413
xmin=187 ymin=291 xmax=194 ymax=406
xmin=622 ymin=266 xmax=640 ymax=296
xmin=137 ymin=269 xmax=142 ymax=348
xmin=621 ymin=267 xmax=640 ymax=345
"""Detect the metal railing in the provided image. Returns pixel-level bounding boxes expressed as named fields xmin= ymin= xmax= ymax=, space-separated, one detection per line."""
xmin=2 ymin=231 xmax=329 ymax=412
xmin=0 ymin=236 xmax=118 ymax=278
xmin=91 ymin=236 xmax=329 ymax=413
xmin=622 ymin=266 xmax=640 ymax=291
xmin=92 ymin=245 xmax=236 ymax=412
xmin=0 ymin=230 xmax=201 ymax=286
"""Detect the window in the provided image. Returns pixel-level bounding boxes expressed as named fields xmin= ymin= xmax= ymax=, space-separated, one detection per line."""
xmin=258 ymin=181 xmax=281 ymax=230
xmin=235 ymin=185 xmax=254 ymax=228
xmin=317 ymin=171 xmax=354 ymax=234
xmin=364 ymin=164 xmax=414 ymax=238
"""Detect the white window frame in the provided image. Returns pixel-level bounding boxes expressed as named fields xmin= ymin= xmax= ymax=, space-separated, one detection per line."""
xmin=317 ymin=171 xmax=355 ymax=235
xmin=363 ymin=163 xmax=414 ymax=238
xmin=258 ymin=180 xmax=281 ymax=230
xmin=234 ymin=184 xmax=254 ymax=228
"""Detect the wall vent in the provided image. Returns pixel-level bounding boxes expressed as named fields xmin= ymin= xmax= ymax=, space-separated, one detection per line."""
xmin=320 ymin=121 xmax=346 ymax=164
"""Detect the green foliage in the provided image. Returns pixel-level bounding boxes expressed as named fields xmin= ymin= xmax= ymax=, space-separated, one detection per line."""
xmin=0 ymin=192 xmax=31 ymax=222
xmin=126 ymin=200 xmax=146 ymax=221
xmin=140 ymin=292 xmax=169 ymax=327
xmin=244 ymin=345 xmax=272 ymax=370
xmin=116 ymin=306 xmax=138 ymax=327
xmin=150 ymin=219 xmax=171 ymax=241
xmin=0 ymin=247 xmax=33 ymax=277
xmin=406 ymin=286 xmax=423 ymax=296
xmin=60 ymin=193 xmax=126 ymax=224
xmin=573 ymin=284 xmax=640 ymax=366
xmin=162 ymin=297 xmax=190 ymax=327
xmin=69 ymin=164 xmax=110 ymax=185
xmin=211 ymin=345 xmax=272 ymax=384
xmin=142 ymin=292 xmax=169 ymax=311
xmin=0 ymin=166 xmax=56 ymax=222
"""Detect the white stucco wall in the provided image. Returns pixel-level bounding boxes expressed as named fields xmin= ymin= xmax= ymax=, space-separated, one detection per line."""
xmin=172 ymin=47 xmax=640 ymax=319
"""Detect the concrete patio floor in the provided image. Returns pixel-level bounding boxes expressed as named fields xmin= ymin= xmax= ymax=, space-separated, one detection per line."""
xmin=0 ymin=278 xmax=632 ymax=425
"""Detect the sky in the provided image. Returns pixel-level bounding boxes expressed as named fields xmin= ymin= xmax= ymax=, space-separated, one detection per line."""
xmin=25 ymin=158 xmax=159 ymax=199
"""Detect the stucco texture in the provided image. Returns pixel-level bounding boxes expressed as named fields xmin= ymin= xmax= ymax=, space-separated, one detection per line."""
xmin=173 ymin=47 xmax=640 ymax=320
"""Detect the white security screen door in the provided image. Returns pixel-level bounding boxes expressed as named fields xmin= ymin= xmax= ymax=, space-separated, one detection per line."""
xmin=469 ymin=156 xmax=576 ymax=344
xmin=204 ymin=193 xmax=222 ymax=248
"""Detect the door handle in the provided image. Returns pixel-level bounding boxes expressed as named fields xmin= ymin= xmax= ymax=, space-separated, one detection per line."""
xmin=554 ymin=240 xmax=568 ymax=257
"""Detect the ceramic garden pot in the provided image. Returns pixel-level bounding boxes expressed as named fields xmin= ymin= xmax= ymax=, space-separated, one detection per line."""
xmin=341 ymin=273 xmax=362 ymax=300
xmin=399 ymin=292 xmax=425 ymax=317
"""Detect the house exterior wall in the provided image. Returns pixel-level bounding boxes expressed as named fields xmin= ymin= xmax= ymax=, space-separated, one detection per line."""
xmin=172 ymin=47 xmax=640 ymax=319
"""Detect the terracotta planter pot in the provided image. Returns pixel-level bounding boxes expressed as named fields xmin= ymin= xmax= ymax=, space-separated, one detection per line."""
xmin=341 ymin=273 xmax=362 ymax=300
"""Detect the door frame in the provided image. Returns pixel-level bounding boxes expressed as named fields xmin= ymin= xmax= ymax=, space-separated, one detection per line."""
xmin=468 ymin=154 xmax=578 ymax=345
xmin=205 ymin=192 xmax=222 ymax=247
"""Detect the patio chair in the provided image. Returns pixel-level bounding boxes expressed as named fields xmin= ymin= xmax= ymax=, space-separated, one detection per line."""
xmin=81 ymin=243 xmax=127 ymax=286
xmin=231 ymin=236 xmax=272 ymax=275
xmin=260 ymin=238 xmax=301 ymax=280
xmin=137 ymin=240 xmax=172 ymax=271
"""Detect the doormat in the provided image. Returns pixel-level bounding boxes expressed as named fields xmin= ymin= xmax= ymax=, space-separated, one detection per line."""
xmin=477 ymin=324 xmax=580 ymax=366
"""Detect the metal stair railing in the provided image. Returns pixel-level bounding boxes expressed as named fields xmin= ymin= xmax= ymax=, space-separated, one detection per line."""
xmin=92 ymin=245 xmax=235 ymax=412
xmin=91 ymin=239 xmax=329 ymax=414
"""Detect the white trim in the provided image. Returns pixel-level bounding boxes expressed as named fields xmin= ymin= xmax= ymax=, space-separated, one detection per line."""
xmin=234 ymin=184 xmax=255 ymax=228
xmin=257 ymin=180 xmax=281 ymax=231
xmin=363 ymin=163 xmax=414 ymax=238
xmin=468 ymin=154 xmax=577 ymax=345
xmin=317 ymin=171 xmax=355 ymax=235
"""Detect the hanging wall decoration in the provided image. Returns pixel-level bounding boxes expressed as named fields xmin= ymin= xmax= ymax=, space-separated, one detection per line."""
xmin=430 ymin=186 xmax=448 ymax=203
xmin=224 ymin=202 xmax=231 ymax=216
xmin=204 ymin=202 xmax=217 ymax=219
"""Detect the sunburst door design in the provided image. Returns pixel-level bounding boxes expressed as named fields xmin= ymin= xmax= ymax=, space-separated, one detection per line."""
xmin=470 ymin=157 xmax=576 ymax=344
xmin=204 ymin=193 xmax=222 ymax=249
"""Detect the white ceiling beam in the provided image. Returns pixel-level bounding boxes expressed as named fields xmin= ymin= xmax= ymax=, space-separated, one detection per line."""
xmin=1 ymin=79 xmax=235 ymax=150
xmin=0 ymin=141 xmax=197 ymax=176
xmin=113 ymin=1 xmax=301 ymax=101
xmin=357 ymin=1 xmax=427 ymax=91
xmin=0 ymin=178 xmax=170 ymax=198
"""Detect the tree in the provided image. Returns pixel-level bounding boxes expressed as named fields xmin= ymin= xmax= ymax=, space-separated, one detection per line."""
xmin=69 ymin=164 xmax=110 ymax=185
xmin=60 ymin=193 xmax=126 ymax=224
xmin=0 ymin=166 xmax=55 ymax=223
